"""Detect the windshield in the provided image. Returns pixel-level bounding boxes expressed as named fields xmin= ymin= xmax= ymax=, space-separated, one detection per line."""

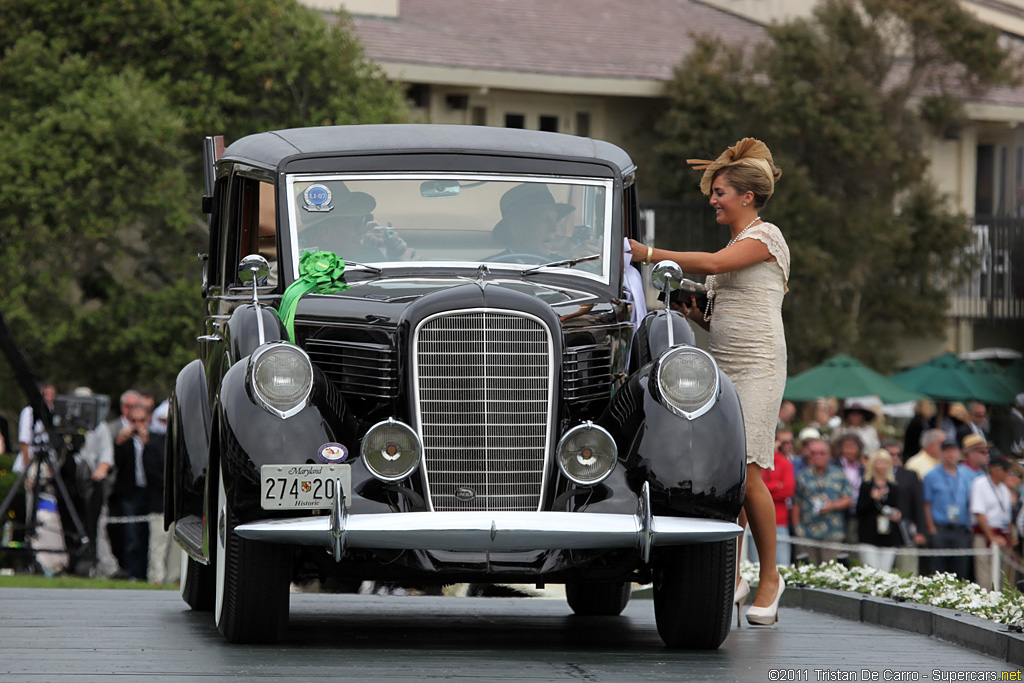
xmin=286 ymin=174 xmax=613 ymax=282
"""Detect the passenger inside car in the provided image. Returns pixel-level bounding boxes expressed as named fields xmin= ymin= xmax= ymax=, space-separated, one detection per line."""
xmin=487 ymin=183 xmax=575 ymax=261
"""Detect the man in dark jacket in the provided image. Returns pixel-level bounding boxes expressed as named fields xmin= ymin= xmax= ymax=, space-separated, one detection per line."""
xmin=109 ymin=404 xmax=164 ymax=580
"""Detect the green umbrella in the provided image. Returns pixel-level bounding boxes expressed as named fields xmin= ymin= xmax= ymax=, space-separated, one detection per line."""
xmin=1005 ymin=358 xmax=1024 ymax=387
xmin=784 ymin=354 xmax=924 ymax=403
xmin=970 ymin=359 xmax=1023 ymax=404
xmin=890 ymin=353 xmax=1014 ymax=405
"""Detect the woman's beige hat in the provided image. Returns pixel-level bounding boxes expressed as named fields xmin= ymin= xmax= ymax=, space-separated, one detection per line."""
xmin=687 ymin=137 xmax=781 ymax=196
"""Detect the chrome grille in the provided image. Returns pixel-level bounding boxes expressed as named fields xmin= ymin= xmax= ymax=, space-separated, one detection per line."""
xmin=416 ymin=310 xmax=552 ymax=512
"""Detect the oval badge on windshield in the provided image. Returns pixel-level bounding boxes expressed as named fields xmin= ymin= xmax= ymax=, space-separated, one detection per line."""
xmin=454 ymin=487 xmax=476 ymax=501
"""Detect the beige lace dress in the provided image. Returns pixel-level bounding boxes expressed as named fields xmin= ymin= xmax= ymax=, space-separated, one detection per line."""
xmin=708 ymin=222 xmax=790 ymax=470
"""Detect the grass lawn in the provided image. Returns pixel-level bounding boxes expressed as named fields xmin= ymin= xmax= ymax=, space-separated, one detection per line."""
xmin=0 ymin=573 xmax=177 ymax=590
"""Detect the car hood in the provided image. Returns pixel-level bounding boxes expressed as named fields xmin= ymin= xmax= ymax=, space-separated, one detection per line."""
xmin=307 ymin=275 xmax=597 ymax=307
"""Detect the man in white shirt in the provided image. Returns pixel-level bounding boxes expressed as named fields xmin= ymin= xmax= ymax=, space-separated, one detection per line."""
xmin=15 ymin=381 xmax=56 ymax=474
xmin=970 ymin=455 xmax=1014 ymax=591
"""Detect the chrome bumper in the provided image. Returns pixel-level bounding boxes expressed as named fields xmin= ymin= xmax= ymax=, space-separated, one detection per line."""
xmin=235 ymin=482 xmax=741 ymax=563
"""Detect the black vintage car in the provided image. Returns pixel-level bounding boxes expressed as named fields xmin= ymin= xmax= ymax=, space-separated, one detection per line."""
xmin=165 ymin=124 xmax=745 ymax=648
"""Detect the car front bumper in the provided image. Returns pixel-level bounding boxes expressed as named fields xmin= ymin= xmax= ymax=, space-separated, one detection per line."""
xmin=234 ymin=482 xmax=742 ymax=562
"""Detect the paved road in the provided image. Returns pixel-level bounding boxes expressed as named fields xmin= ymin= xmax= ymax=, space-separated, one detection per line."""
xmin=0 ymin=588 xmax=1015 ymax=682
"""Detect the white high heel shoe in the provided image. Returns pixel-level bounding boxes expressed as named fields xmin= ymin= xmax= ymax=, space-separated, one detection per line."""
xmin=733 ymin=577 xmax=750 ymax=627
xmin=746 ymin=574 xmax=785 ymax=626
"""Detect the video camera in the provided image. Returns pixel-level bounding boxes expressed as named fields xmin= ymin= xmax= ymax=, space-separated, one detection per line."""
xmin=50 ymin=394 xmax=110 ymax=435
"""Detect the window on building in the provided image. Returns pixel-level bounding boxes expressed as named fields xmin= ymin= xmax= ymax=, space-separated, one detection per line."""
xmin=471 ymin=106 xmax=487 ymax=126
xmin=539 ymin=115 xmax=558 ymax=133
xmin=445 ymin=94 xmax=469 ymax=110
xmin=406 ymin=83 xmax=430 ymax=109
xmin=505 ymin=113 xmax=525 ymax=129
xmin=976 ymin=144 xmax=994 ymax=216
xmin=575 ymin=112 xmax=591 ymax=138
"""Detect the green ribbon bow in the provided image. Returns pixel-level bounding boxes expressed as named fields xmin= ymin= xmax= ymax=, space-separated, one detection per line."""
xmin=279 ymin=250 xmax=349 ymax=343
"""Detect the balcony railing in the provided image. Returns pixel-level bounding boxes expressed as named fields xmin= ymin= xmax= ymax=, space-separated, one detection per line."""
xmin=949 ymin=216 xmax=1024 ymax=323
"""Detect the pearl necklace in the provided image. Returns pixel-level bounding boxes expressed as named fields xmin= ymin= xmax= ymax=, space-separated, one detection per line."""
xmin=703 ymin=216 xmax=762 ymax=322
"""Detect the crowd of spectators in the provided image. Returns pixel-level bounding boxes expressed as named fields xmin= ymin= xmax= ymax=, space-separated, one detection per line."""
xmin=750 ymin=393 xmax=1024 ymax=591
xmin=6 ymin=384 xmax=176 ymax=585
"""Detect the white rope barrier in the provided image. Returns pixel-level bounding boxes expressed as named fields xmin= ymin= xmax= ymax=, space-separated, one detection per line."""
xmin=781 ymin=535 xmax=985 ymax=557
xmin=104 ymin=515 xmax=151 ymax=525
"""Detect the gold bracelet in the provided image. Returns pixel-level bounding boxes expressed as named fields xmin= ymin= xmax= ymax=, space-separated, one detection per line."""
xmin=644 ymin=246 xmax=653 ymax=265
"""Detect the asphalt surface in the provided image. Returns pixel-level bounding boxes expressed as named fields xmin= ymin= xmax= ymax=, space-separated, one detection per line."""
xmin=0 ymin=587 xmax=1016 ymax=682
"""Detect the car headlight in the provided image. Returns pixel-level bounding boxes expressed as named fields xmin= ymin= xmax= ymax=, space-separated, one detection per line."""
xmin=362 ymin=418 xmax=422 ymax=482
xmin=248 ymin=342 xmax=314 ymax=418
xmin=651 ymin=347 xmax=720 ymax=419
xmin=556 ymin=422 xmax=617 ymax=485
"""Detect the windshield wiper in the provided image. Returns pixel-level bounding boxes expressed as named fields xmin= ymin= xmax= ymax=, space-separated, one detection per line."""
xmin=342 ymin=260 xmax=383 ymax=275
xmin=522 ymin=253 xmax=601 ymax=275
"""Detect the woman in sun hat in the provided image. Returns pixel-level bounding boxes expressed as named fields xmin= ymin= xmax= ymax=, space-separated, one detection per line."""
xmin=628 ymin=137 xmax=789 ymax=626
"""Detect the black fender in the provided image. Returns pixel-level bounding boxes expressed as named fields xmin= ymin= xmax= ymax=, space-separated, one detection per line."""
xmin=629 ymin=309 xmax=696 ymax=373
xmin=165 ymin=359 xmax=212 ymax=530
xmin=216 ymin=353 xmax=393 ymax=522
xmin=225 ymin=303 xmax=287 ymax=363
xmin=603 ymin=362 xmax=746 ymax=522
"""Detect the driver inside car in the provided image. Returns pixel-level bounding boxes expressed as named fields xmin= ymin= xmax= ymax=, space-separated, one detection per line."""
xmin=487 ymin=183 xmax=575 ymax=262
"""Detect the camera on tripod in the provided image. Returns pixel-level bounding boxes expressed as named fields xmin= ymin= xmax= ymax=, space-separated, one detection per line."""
xmin=50 ymin=394 xmax=109 ymax=435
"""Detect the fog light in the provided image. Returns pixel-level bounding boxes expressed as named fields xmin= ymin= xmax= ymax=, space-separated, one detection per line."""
xmin=361 ymin=418 xmax=422 ymax=481
xmin=556 ymin=422 xmax=617 ymax=485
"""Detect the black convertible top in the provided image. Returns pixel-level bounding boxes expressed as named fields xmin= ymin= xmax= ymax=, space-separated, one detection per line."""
xmin=221 ymin=124 xmax=635 ymax=175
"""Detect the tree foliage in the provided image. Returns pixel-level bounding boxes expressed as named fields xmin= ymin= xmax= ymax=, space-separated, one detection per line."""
xmin=0 ymin=0 xmax=406 ymax=412
xmin=654 ymin=0 xmax=1019 ymax=373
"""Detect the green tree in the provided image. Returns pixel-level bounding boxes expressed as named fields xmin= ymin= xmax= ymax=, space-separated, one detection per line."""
xmin=654 ymin=0 xmax=1018 ymax=373
xmin=0 ymin=0 xmax=406 ymax=412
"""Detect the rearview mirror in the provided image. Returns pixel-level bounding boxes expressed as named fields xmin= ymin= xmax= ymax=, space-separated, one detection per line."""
xmin=420 ymin=180 xmax=461 ymax=198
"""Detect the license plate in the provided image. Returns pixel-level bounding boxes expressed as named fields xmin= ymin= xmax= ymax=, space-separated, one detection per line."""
xmin=260 ymin=464 xmax=351 ymax=510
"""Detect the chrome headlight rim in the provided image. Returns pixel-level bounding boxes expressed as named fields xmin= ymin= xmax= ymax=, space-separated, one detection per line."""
xmin=247 ymin=342 xmax=314 ymax=419
xmin=650 ymin=346 xmax=720 ymax=420
xmin=556 ymin=421 xmax=618 ymax=486
xmin=360 ymin=417 xmax=423 ymax=483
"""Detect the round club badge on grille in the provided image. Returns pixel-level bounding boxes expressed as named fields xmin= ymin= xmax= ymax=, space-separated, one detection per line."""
xmin=454 ymin=487 xmax=477 ymax=501
xmin=317 ymin=442 xmax=348 ymax=463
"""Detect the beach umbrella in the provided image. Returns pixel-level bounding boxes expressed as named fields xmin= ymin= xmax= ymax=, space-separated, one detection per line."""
xmin=890 ymin=353 xmax=1014 ymax=405
xmin=783 ymin=354 xmax=924 ymax=403
xmin=971 ymin=359 xmax=1023 ymax=404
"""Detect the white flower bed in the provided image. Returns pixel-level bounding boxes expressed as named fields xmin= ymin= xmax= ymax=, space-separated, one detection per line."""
xmin=740 ymin=561 xmax=1024 ymax=628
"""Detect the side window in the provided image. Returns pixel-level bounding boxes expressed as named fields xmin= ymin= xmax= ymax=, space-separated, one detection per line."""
xmin=205 ymin=176 xmax=228 ymax=293
xmin=226 ymin=176 xmax=278 ymax=289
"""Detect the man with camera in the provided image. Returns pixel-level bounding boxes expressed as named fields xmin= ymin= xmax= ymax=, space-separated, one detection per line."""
xmin=109 ymin=402 xmax=163 ymax=581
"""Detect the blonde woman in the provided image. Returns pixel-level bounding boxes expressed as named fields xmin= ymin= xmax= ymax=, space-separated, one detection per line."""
xmin=629 ymin=138 xmax=788 ymax=625
xmin=856 ymin=449 xmax=904 ymax=571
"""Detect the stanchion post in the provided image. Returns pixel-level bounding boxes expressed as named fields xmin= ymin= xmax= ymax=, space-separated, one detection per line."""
xmin=991 ymin=543 xmax=1001 ymax=591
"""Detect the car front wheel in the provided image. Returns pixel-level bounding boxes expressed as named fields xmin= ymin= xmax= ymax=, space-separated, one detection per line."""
xmin=180 ymin=547 xmax=214 ymax=611
xmin=215 ymin=461 xmax=292 ymax=643
xmin=652 ymin=539 xmax=735 ymax=649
